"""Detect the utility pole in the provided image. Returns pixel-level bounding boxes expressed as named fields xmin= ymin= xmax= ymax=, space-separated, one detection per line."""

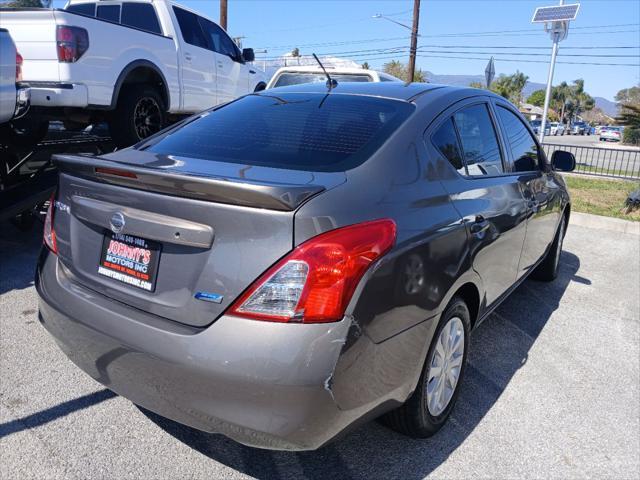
xmin=220 ymin=0 xmax=228 ymax=31
xmin=407 ymin=0 xmax=421 ymax=83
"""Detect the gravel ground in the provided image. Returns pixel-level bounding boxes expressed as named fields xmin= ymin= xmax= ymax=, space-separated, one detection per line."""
xmin=1 ymin=218 xmax=638 ymax=480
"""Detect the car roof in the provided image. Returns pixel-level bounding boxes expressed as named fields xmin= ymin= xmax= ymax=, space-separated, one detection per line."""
xmin=260 ymin=81 xmax=459 ymax=102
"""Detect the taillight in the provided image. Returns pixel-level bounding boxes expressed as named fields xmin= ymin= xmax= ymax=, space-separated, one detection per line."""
xmin=43 ymin=192 xmax=58 ymax=254
xmin=15 ymin=52 xmax=23 ymax=82
xmin=228 ymin=219 xmax=396 ymax=323
xmin=56 ymin=25 xmax=89 ymax=63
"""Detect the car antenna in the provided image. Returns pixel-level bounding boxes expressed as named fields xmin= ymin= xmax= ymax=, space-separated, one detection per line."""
xmin=312 ymin=53 xmax=337 ymax=90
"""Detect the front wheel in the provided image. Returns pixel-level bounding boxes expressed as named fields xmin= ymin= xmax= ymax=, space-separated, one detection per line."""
xmin=381 ymin=296 xmax=470 ymax=437
xmin=108 ymin=85 xmax=165 ymax=148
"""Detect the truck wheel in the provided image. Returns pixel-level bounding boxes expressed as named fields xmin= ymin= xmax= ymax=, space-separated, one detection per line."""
xmin=108 ymin=85 xmax=165 ymax=148
xmin=1 ymin=117 xmax=49 ymax=147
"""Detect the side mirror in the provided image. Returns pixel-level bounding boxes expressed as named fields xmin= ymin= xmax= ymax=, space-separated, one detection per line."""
xmin=551 ymin=150 xmax=576 ymax=172
xmin=242 ymin=48 xmax=255 ymax=62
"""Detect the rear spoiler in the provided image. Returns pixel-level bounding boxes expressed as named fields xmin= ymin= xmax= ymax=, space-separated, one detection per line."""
xmin=53 ymin=154 xmax=325 ymax=211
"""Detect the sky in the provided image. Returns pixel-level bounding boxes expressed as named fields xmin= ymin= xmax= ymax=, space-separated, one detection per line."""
xmin=53 ymin=0 xmax=640 ymax=101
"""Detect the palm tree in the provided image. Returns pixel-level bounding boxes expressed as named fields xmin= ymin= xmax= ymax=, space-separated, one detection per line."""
xmin=552 ymin=81 xmax=571 ymax=124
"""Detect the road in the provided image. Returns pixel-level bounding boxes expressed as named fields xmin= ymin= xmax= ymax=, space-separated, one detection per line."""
xmin=542 ymin=134 xmax=640 ymax=178
xmin=1 ymin=219 xmax=639 ymax=480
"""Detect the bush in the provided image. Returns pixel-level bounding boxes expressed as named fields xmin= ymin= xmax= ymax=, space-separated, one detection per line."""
xmin=623 ymin=127 xmax=640 ymax=146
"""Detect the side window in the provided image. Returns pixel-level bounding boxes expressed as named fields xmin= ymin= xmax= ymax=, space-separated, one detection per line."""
xmin=96 ymin=4 xmax=120 ymax=23
xmin=496 ymin=106 xmax=540 ymax=172
xmin=432 ymin=118 xmax=466 ymax=175
xmin=66 ymin=3 xmax=96 ymax=16
xmin=173 ymin=7 xmax=209 ymax=50
xmin=453 ymin=104 xmax=503 ymax=176
xmin=199 ymin=18 xmax=238 ymax=58
xmin=121 ymin=3 xmax=162 ymax=34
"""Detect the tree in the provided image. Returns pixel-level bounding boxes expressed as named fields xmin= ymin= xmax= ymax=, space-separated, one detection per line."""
xmin=616 ymin=85 xmax=640 ymax=145
xmin=615 ymin=85 xmax=640 ymax=107
xmin=551 ymin=81 xmax=572 ymax=123
xmin=527 ymin=89 xmax=546 ymax=107
xmin=567 ymin=78 xmax=595 ymax=122
xmin=3 ymin=0 xmax=43 ymax=6
xmin=382 ymin=60 xmax=425 ymax=82
xmin=361 ymin=62 xmax=370 ymax=70
xmin=469 ymin=81 xmax=485 ymax=89
xmin=489 ymin=71 xmax=529 ymax=106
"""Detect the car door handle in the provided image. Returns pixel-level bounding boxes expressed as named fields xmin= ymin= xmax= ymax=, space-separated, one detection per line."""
xmin=470 ymin=215 xmax=490 ymax=235
xmin=249 ymin=69 xmax=256 ymax=74
xmin=184 ymin=53 xmax=192 ymax=62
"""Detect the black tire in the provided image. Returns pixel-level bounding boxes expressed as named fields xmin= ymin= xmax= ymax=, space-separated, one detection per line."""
xmin=0 ymin=117 xmax=49 ymax=147
xmin=108 ymin=85 xmax=165 ymax=148
xmin=532 ymin=216 xmax=566 ymax=281
xmin=382 ymin=296 xmax=470 ymax=437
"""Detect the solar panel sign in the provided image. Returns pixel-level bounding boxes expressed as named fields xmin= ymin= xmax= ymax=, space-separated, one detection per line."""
xmin=531 ymin=3 xmax=580 ymax=23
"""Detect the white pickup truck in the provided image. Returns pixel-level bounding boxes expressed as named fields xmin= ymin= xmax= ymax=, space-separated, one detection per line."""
xmin=0 ymin=0 xmax=266 ymax=147
xmin=0 ymin=28 xmax=30 ymax=126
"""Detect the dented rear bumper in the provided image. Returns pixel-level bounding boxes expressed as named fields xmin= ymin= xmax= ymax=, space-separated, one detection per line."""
xmin=36 ymin=249 xmax=420 ymax=450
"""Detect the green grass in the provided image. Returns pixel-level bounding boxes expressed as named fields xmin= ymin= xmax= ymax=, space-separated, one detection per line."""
xmin=564 ymin=175 xmax=640 ymax=222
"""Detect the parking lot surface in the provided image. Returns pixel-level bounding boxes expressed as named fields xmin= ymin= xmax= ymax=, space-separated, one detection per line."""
xmin=1 ymin=219 xmax=639 ymax=480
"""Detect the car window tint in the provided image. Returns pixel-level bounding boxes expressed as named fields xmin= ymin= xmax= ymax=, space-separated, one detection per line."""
xmin=145 ymin=93 xmax=415 ymax=172
xmin=173 ymin=7 xmax=209 ymax=50
xmin=121 ymin=3 xmax=162 ymax=34
xmin=97 ymin=4 xmax=120 ymax=23
xmin=453 ymin=104 xmax=503 ymax=176
xmin=496 ymin=106 xmax=540 ymax=172
xmin=273 ymin=73 xmax=373 ymax=88
xmin=432 ymin=118 xmax=465 ymax=175
xmin=66 ymin=3 xmax=96 ymax=16
xmin=198 ymin=18 xmax=237 ymax=57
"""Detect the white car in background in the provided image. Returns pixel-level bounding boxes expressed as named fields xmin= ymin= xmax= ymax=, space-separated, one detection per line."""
xmin=549 ymin=122 xmax=565 ymax=136
xmin=600 ymin=126 xmax=622 ymax=142
xmin=267 ymin=66 xmax=401 ymax=89
xmin=0 ymin=28 xmax=29 ymax=126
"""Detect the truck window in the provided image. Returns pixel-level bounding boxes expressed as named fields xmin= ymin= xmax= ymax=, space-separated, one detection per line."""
xmin=97 ymin=4 xmax=120 ymax=23
xmin=173 ymin=6 xmax=209 ymax=50
xmin=121 ymin=2 xmax=162 ymax=35
xmin=198 ymin=18 xmax=239 ymax=59
xmin=66 ymin=2 xmax=96 ymax=17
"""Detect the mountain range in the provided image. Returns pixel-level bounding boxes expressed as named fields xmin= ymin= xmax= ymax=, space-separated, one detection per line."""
xmin=424 ymin=72 xmax=618 ymax=117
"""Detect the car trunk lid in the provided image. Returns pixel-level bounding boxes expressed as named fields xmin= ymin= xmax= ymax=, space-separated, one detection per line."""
xmin=52 ymin=153 xmax=344 ymax=327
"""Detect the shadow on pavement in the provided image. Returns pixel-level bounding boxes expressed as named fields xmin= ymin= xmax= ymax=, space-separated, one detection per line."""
xmin=140 ymin=250 xmax=585 ymax=480
xmin=0 ymin=220 xmax=43 ymax=295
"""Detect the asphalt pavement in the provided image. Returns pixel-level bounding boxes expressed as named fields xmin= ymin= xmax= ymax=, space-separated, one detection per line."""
xmin=1 ymin=218 xmax=639 ymax=480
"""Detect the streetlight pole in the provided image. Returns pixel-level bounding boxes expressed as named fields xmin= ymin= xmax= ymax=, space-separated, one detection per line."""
xmin=408 ymin=0 xmax=421 ymax=83
xmin=539 ymin=0 xmax=566 ymax=143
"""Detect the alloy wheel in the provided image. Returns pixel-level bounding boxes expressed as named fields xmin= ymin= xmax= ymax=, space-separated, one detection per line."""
xmin=133 ymin=97 xmax=162 ymax=140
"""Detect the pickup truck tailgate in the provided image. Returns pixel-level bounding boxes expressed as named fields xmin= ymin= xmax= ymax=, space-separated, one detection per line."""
xmin=0 ymin=9 xmax=59 ymax=81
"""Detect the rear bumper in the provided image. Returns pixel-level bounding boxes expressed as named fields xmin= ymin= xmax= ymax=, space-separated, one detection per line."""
xmin=36 ymin=250 xmax=425 ymax=450
xmin=28 ymin=82 xmax=88 ymax=108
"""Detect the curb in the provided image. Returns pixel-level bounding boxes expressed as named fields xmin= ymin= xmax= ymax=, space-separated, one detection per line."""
xmin=570 ymin=212 xmax=640 ymax=236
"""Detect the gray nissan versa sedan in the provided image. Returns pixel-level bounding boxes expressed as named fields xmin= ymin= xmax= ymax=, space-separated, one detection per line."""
xmin=36 ymin=82 xmax=576 ymax=451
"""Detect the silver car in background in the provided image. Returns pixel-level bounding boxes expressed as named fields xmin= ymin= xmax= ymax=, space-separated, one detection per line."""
xmin=267 ymin=65 xmax=400 ymax=89
xmin=0 ymin=28 xmax=29 ymax=126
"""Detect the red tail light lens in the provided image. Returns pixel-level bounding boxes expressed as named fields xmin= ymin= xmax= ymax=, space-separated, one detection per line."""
xmin=228 ymin=219 xmax=396 ymax=323
xmin=15 ymin=52 xmax=23 ymax=82
xmin=56 ymin=25 xmax=89 ymax=63
xmin=43 ymin=192 xmax=58 ymax=254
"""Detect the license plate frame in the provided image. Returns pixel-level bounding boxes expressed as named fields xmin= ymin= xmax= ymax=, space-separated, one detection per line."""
xmin=97 ymin=231 xmax=161 ymax=292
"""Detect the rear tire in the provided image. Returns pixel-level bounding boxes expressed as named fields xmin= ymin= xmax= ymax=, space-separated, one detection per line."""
xmin=532 ymin=216 xmax=566 ymax=281
xmin=382 ymin=296 xmax=470 ymax=437
xmin=108 ymin=85 xmax=165 ymax=148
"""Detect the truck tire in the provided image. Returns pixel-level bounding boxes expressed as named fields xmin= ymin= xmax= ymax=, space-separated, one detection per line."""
xmin=0 ymin=117 xmax=49 ymax=147
xmin=108 ymin=85 xmax=165 ymax=148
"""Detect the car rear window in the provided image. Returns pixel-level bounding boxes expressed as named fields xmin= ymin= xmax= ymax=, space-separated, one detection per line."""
xmin=145 ymin=93 xmax=415 ymax=172
xmin=273 ymin=73 xmax=373 ymax=88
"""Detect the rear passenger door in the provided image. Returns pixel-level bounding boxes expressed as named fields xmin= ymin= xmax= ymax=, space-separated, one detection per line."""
xmin=493 ymin=101 xmax=563 ymax=277
xmin=429 ymin=99 xmax=529 ymax=307
xmin=172 ymin=6 xmax=217 ymax=111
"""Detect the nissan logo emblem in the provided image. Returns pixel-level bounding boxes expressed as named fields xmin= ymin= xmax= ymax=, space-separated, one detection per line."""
xmin=110 ymin=212 xmax=126 ymax=233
